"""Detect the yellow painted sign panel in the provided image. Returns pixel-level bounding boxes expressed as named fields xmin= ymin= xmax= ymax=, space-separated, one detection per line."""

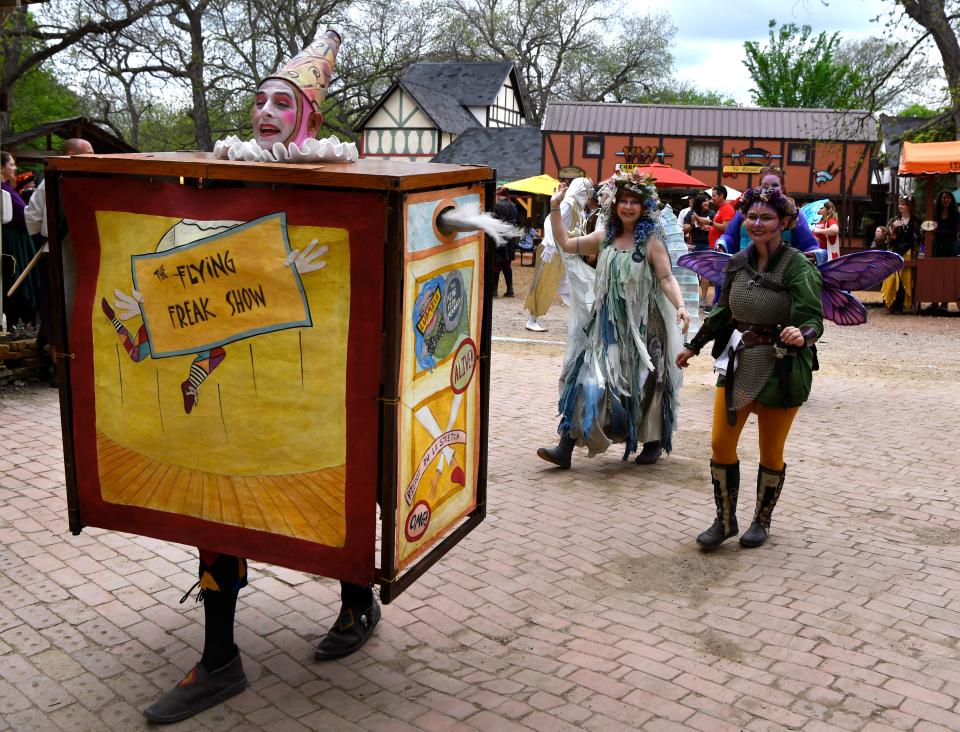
xmin=94 ymin=210 xmax=350 ymax=480
xmin=722 ymin=165 xmax=764 ymax=174
xmin=131 ymin=213 xmax=310 ymax=357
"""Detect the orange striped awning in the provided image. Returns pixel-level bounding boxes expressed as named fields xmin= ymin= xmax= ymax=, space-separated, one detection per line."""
xmin=899 ymin=140 xmax=960 ymax=176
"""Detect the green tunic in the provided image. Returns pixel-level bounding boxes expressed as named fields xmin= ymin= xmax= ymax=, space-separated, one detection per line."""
xmin=703 ymin=244 xmax=824 ymax=409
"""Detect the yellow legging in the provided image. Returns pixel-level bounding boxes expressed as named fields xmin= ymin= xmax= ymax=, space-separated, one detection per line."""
xmin=711 ymin=387 xmax=799 ymax=470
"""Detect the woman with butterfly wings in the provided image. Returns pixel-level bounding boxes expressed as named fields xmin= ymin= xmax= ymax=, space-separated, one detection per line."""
xmin=679 ymin=234 xmax=905 ymax=326
xmin=675 ymin=187 xmax=903 ymax=551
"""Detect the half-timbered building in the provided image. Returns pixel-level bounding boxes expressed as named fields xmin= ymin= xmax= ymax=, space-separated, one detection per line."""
xmin=542 ymin=101 xmax=879 ymax=246
xmin=357 ymin=62 xmax=526 ymax=162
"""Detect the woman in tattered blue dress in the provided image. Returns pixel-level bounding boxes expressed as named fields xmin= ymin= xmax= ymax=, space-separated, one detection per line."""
xmin=537 ymin=172 xmax=691 ymax=468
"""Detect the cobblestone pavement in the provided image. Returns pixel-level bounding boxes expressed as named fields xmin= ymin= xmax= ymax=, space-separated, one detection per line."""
xmin=3 ymin=304 xmax=960 ymax=731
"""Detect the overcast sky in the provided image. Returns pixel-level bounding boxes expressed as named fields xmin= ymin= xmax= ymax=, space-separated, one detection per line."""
xmin=646 ymin=0 xmax=922 ymax=106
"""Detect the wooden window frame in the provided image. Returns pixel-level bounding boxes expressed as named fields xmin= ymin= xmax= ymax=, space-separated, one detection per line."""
xmin=583 ymin=136 xmax=603 ymax=159
xmin=686 ymin=140 xmax=721 ymax=169
xmin=788 ymin=143 xmax=811 ymax=165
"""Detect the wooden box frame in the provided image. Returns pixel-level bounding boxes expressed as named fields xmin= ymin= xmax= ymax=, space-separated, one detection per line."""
xmin=45 ymin=153 xmax=493 ymax=603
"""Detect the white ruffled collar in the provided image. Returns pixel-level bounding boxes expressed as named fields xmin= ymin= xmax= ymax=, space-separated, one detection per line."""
xmin=212 ymin=134 xmax=359 ymax=163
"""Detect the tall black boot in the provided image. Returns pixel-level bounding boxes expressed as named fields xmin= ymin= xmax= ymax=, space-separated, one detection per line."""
xmin=740 ymin=464 xmax=786 ymax=548
xmin=696 ymin=461 xmax=740 ymax=548
xmin=503 ymin=266 xmax=515 ymax=297
xmin=536 ymin=432 xmax=575 ymax=469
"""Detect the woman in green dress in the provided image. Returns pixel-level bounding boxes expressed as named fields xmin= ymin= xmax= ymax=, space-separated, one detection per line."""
xmin=677 ymin=187 xmax=824 ymax=549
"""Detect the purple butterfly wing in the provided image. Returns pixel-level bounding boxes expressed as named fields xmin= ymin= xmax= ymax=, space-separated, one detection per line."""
xmin=677 ymin=250 xmax=730 ymax=287
xmin=818 ymin=250 xmax=904 ymax=291
xmin=821 ymin=288 xmax=867 ymax=326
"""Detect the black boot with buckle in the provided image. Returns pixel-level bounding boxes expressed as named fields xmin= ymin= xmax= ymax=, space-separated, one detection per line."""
xmin=314 ymin=582 xmax=381 ymax=660
xmin=536 ymin=432 xmax=575 ymax=469
xmin=740 ymin=464 xmax=786 ymax=548
xmin=696 ymin=461 xmax=740 ymax=548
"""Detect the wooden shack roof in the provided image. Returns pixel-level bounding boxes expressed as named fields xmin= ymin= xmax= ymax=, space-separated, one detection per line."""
xmin=3 ymin=117 xmax=136 ymax=163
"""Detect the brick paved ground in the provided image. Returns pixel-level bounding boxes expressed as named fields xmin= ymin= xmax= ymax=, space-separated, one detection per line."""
xmin=3 ymin=302 xmax=960 ymax=731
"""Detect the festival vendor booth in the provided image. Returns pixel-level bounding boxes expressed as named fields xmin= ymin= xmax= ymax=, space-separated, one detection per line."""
xmin=45 ymin=152 xmax=494 ymax=603
xmin=899 ymin=140 xmax=960 ymax=310
xmin=503 ymin=173 xmax=561 ymax=218
xmin=502 ymin=173 xmax=560 ymax=265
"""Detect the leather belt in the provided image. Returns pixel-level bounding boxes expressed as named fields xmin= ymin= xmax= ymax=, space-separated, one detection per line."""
xmin=735 ymin=323 xmax=778 ymax=348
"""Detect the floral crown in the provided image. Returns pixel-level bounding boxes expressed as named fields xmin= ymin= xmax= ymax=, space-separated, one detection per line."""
xmin=598 ymin=170 xmax=659 ymax=220
xmin=737 ymin=187 xmax=799 ymax=229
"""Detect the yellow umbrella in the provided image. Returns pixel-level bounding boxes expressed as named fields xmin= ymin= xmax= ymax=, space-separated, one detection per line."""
xmin=503 ymin=174 xmax=560 ymax=196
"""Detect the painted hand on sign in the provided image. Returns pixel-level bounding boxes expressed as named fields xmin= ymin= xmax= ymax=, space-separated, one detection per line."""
xmin=284 ymin=239 xmax=329 ymax=274
xmin=112 ymin=287 xmax=144 ymax=320
xmin=100 ymin=214 xmax=327 ymax=415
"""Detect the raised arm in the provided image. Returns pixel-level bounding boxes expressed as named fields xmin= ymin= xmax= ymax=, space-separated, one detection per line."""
xmin=548 ymin=183 xmax=603 ymax=256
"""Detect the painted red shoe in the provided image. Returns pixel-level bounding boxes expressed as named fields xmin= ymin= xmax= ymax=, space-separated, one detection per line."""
xmin=101 ymin=298 xmax=116 ymax=320
xmin=181 ymin=380 xmax=198 ymax=414
xmin=450 ymin=465 xmax=466 ymax=486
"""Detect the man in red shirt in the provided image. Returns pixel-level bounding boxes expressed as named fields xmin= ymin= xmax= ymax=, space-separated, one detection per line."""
xmin=708 ymin=185 xmax=736 ymax=251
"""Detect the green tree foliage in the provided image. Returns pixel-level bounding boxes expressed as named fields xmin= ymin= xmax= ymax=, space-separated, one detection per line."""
xmin=1 ymin=11 xmax=82 ymax=141
xmin=893 ymin=0 xmax=960 ymax=140
xmin=647 ymin=85 xmax=738 ymax=107
xmin=8 ymin=67 xmax=83 ymax=140
xmin=903 ymin=107 xmax=954 ymax=142
xmin=0 ymin=0 xmax=160 ymax=136
xmin=898 ymin=103 xmax=940 ymax=118
xmin=744 ymin=20 xmax=867 ymax=108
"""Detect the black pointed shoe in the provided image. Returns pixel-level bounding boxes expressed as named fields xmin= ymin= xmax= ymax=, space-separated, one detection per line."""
xmin=536 ymin=432 xmax=575 ymax=469
xmin=144 ymin=649 xmax=246 ymax=724
xmin=314 ymin=599 xmax=381 ymax=660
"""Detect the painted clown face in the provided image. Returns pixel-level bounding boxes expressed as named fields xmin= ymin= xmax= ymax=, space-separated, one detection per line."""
xmin=253 ymin=79 xmax=316 ymax=147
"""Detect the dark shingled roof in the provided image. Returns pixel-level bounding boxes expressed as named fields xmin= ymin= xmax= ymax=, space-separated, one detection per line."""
xmin=879 ymin=114 xmax=934 ymax=168
xmin=403 ymin=62 xmax=515 ymax=107
xmin=399 ymin=80 xmax=481 ymax=135
xmin=431 ymin=126 xmax=542 ymax=182
xmin=543 ymin=101 xmax=878 ymax=142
